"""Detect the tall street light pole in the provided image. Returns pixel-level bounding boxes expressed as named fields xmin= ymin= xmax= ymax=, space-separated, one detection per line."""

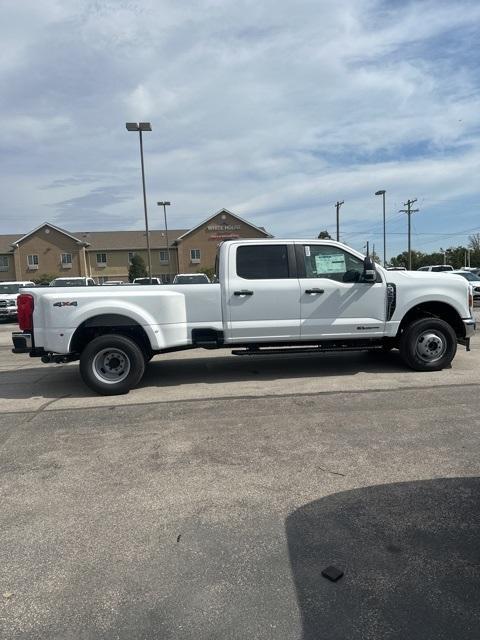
xmin=126 ymin=122 xmax=153 ymax=283
xmin=375 ymin=190 xmax=386 ymax=267
xmin=157 ymin=201 xmax=171 ymax=280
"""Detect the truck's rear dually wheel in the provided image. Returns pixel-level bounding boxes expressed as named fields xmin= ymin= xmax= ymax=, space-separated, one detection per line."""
xmin=399 ymin=317 xmax=457 ymax=371
xmin=79 ymin=334 xmax=145 ymax=395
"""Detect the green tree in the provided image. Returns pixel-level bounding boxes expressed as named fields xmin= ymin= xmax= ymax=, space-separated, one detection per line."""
xmin=318 ymin=230 xmax=332 ymax=239
xmin=468 ymin=233 xmax=480 ymax=252
xmin=32 ymin=273 xmax=58 ymax=285
xmin=389 ymin=244 xmax=480 ymax=270
xmin=128 ymin=254 xmax=147 ymax=281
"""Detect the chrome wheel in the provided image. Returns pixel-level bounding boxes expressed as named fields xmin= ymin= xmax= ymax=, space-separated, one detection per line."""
xmin=415 ymin=330 xmax=447 ymax=364
xmin=92 ymin=348 xmax=131 ymax=384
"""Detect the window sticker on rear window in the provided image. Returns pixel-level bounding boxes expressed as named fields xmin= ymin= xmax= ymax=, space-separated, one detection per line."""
xmin=315 ymin=253 xmax=346 ymax=274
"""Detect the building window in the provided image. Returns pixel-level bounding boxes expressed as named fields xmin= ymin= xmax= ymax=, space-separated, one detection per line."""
xmin=128 ymin=252 xmax=135 ymax=264
xmin=0 ymin=256 xmax=9 ymax=272
xmin=96 ymin=253 xmax=107 ymax=265
xmin=236 ymin=245 xmax=290 ymax=279
xmin=61 ymin=253 xmax=72 ymax=266
xmin=190 ymin=248 xmax=201 ymax=263
xmin=159 ymin=249 xmax=169 ymax=263
xmin=27 ymin=255 xmax=39 ymax=269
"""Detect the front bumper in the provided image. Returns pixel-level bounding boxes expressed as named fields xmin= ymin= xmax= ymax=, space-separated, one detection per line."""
xmin=463 ymin=317 xmax=476 ymax=338
xmin=459 ymin=317 xmax=476 ymax=351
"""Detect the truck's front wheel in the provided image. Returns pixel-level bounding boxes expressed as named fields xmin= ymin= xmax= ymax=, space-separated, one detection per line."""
xmin=399 ymin=317 xmax=457 ymax=371
xmin=80 ymin=334 xmax=146 ymax=395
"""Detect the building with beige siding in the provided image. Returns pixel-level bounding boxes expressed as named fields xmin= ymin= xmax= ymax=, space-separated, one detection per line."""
xmin=0 ymin=209 xmax=271 ymax=283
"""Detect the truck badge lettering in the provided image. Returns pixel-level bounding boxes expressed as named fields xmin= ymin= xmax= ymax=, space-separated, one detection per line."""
xmin=53 ymin=301 xmax=78 ymax=307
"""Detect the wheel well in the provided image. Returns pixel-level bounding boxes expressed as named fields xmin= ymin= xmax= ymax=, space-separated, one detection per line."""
xmin=398 ymin=302 xmax=464 ymax=338
xmin=70 ymin=314 xmax=152 ymax=355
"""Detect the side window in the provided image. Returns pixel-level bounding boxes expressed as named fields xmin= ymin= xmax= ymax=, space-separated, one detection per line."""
xmin=303 ymin=245 xmax=364 ymax=283
xmin=237 ymin=245 xmax=290 ymax=279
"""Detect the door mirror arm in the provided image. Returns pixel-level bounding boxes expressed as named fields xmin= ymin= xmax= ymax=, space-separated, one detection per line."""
xmin=362 ymin=256 xmax=377 ymax=283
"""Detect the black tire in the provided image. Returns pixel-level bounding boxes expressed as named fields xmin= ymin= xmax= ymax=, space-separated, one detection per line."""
xmin=79 ymin=334 xmax=146 ymax=395
xmin=399 ymin=317 xmax=457 ymax=371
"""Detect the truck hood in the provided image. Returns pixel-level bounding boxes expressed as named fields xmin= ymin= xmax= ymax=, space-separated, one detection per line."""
xmin=385 ymin=270 xmax=466 ymax=284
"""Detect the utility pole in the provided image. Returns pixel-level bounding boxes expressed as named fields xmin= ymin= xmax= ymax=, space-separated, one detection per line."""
xmin=375 ymin=190 xmax=387 ymax=266
xmin=399 ymin=198 xmax=419 ymax=270
xmin=335 ymin=200 xmax=344 ymax=242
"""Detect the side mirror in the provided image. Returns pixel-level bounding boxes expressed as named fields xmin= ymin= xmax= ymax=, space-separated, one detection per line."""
xmin=363 ymin=256 xmax=376 ymax=283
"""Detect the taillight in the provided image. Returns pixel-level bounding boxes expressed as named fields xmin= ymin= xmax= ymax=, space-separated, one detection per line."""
xmin=17 ymin=293 xmax=34 ymax=331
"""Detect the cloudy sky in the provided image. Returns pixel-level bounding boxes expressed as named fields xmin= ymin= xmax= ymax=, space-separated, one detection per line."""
xmin=1 ymin=0 xmax=480 ymax=258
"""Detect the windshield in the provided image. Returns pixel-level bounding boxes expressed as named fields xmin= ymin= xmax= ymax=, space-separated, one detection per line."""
xmin=0 ymin=284 xmax=21 ymax=294
xmin=51 ymin=279 xmax=86 ymax=286
xmin=451 ymin=272 xmax=477 ymax=281
xmin=174 ymin=275 xmax=208 ymax=284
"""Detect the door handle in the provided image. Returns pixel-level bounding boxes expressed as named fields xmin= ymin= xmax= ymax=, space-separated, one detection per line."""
xmin=234 ymin=290 xmax=254 ymax=296
xmin=305 ymin=288 xmax=325 ymax=295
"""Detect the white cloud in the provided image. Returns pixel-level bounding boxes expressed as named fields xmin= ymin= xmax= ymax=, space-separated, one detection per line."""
xmin=0 ymin=0 xmax=479 ymax=258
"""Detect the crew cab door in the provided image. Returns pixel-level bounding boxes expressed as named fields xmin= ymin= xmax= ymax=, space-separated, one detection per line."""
xmin=225 ymin=243 xmax=301 ymax=342
xmin=296 ymin=243 xmax=386 ymax=338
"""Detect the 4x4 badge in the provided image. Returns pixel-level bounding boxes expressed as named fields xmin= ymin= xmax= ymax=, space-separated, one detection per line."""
xmin=53 ymin=301 xmax=78 ymax=307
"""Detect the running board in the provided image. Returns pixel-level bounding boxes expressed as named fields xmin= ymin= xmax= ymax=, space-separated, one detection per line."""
xmin=231 ymin=344 xmax=383 ymax=356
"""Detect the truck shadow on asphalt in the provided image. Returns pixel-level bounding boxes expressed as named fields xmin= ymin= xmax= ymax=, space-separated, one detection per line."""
xmin=0 ymin=350 xmax=450 ymax=399
xmin=0 ymin=350 xmax=444 ymax=400
xmin=142 ymin=350 xmax=417 ymax=388
xmin=286 ymin=476 xmax=480 ymax=640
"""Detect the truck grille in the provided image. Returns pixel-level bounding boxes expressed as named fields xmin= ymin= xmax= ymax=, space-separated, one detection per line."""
xmin=0 ymin=300 xmax=6 ymax=308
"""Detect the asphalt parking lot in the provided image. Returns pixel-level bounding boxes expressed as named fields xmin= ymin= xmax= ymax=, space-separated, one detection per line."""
xmin=1 ymin=317 xmax=480 ymax=639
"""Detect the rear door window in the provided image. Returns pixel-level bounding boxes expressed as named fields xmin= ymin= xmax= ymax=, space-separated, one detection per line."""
xmin=236 ymin=245 xmax=290 ymax=279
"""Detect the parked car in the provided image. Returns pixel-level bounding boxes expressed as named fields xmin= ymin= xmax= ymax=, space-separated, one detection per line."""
xmin=0 ymin=281 xmax=35 ymax=320
xmin=12 ymin=239 xmax=475 ymax=395
xmin=447 ymin=271 xmax=480 ymax=300
xmin=417 ymin=265 xmax=454 ymax=272
xmin=172 ymin=273 xmax=211 ymax=284
xmin=50 ymin=277 xmax=96 ymax=287
xmin=133 ymin=277 xmax=163 ymax=285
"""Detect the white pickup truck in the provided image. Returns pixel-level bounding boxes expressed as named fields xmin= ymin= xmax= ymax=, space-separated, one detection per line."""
xmin=12 ymin=239 xmax=475 ymax=395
